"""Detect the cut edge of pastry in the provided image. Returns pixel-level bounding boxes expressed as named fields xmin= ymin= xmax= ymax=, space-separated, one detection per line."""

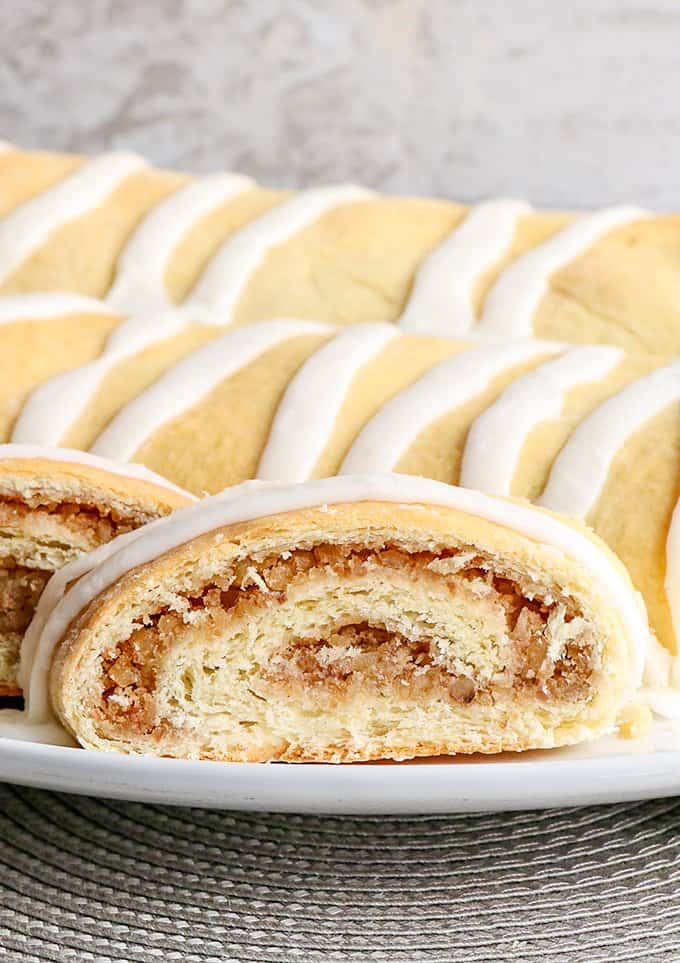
xmin=45 ymin=476 xmax=648 ymax=762
xmin=0 ymin=444 xmax=193 ymax=695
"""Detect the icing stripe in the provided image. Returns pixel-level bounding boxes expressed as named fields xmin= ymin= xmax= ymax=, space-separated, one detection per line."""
xmin=460 ymin=345 xmax=624 ymax=495
xmin=476 ymin=206 xmax=649 ymax=337
xmin=90 ymin=320 xmax=334 ymax=462
xmin=21 ymin=473 xmax=649 ymax=726
xmin=340 ymin=340 xmax=559 ymax=474
xmin=106 ymin=173 xmax=254 ymax=316
xmin=399 ymin=199 xmax=530 ymax=336
xmin=0 ymin=153 xmax=148 ymax=285
xmin=0 ymin=292 xmax=117 ymax=325
xmin=665 ymin=502 xmax=680 ymax=664
xmin=257 ymin=323 xmax=398 ymax=483
xmin=539 ymin=359 xmax=680 ymax=519
xmin=185 ymin=185 xmax=373 ymax=319
xmin=10 ymin=314 xmax=188 ymax=447
xmin=0 ymin=443 xmax=193 ymax=498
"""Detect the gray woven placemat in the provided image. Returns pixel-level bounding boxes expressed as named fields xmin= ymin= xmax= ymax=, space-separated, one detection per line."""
xmin=0 ymin=784 xmax=678 ymax=962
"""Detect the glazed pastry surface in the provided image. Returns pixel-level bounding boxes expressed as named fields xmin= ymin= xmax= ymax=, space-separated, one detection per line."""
xmin=1 ymin=145 xmax=679 ymax=353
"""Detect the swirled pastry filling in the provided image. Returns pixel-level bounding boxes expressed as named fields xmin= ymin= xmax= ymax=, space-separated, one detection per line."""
xmin=94 ymin=543 xmax=599 ymax=741
xmin=0 ymin=496 xmax=149 ymax=692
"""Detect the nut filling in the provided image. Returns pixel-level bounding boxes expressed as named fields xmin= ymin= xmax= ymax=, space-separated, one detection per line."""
xmin=0 ymin=497 xmax=144 ymax=546
xmin=0 ymin=496 xmax=148 ymax=690
xmin=0 ymin=559 xmax=52 ymax=639
xmin=96 ymin=544 xmax=600 ymax=736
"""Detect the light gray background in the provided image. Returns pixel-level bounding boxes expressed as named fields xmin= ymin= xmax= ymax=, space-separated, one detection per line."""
xmin=3 ymin=0 xmax=680 ymax=207
xmin=2 ymin=3 xmax=680 ymax=961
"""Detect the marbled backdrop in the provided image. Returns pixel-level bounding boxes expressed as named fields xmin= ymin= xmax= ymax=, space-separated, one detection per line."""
xmin=2 ymin=0 xmax=680 ymax=208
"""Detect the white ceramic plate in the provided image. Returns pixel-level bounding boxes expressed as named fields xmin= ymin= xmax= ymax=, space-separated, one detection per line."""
xmin=2 ymin=721 xmax=680 ymax=814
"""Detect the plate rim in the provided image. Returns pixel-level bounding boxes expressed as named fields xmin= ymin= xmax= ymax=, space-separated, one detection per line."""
xmin=2 ymin=735 xmax=680 ymax=814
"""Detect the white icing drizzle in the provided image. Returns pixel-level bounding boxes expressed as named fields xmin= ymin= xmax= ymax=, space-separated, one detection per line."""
xmin=0 ymin=292 xmax=118 ymax=325
xmin=476 ymin=206 xmax=649 ymax=337
xmin=539 ymin=359 xmax=680 ymax=519
xmin=340 ymin=340 xmax=560 ymax=474
xmin=0 ymin=153 xmax=148 ymax=285
xmin=184 ymin=185 xmax=373 ymax=320
xmin=105 ymin=173 xmax=254 ymax=317
xmin=399 ymin=199 xmax=530 ymax=336
xmin=460 ymin=345 xmax=624 ymax=496
xmin=16 ymin=473 xmax=649 ymax=736
xmin=11 ymin=313 xmax=189 ymax=447
xmin=640 ymin=635 xmax=680 ymax=720
xmin=90 ymin=320 xmax=334 ymax=462
xmin=0 ymin=443 xmax=194 ymax=499
xmin=633 ymin=499 xmax=680 ymax=720
xmin=665 ymin=501 xmax=680 ymax=655
xmin=257 ymin=323 xmax=398 ymax=482
xmin=643 ymin=502 xmax=680 ymax=718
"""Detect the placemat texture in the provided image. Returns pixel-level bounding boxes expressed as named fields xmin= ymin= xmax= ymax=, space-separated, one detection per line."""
xmin=0 ymin=784 xmax=678 ymax=962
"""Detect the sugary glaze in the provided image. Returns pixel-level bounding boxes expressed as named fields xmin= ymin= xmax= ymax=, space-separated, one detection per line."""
xmin=105 ymin=173 xmax=254 ymax=317
xmin=399 ymin=199 xmax=531 ymax=336
xmin=90 ymin=321 xmax=334 ymax=462
xmin=460 ymin=346 xmax=625 ymax=496
xmin=15 ymin=320 xmax=333 ymax=451
xmin=338 ymin=339 xmax=560 ymax=474
xmin=476 ymin=206 xmax=650 ymax=337
xmin=539 ymin=360 xmax=680 ymax=518
xmin=0 ymin=153 xmax=149 ymax=286
xmin=257 ymin=324 xmax=398 ymax=482
xmin=0 ymin=292 xmax=115 ymax=325
xmin=14 ymin=475 xmax=648 ymax=759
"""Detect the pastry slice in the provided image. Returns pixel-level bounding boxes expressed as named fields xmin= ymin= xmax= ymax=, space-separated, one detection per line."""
xmin=34 ymin=476 xmax=646 ymax=761
xmin=0 ymin=444 xmax=192 ymax=694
